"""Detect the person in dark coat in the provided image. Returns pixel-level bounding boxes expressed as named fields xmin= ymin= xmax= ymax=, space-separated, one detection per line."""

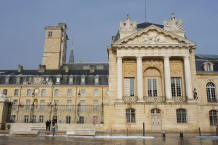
xmin=48 ymin=120 xmax=51 ymax=131
xmin=45 ymin=120 xmax=48 ymax=131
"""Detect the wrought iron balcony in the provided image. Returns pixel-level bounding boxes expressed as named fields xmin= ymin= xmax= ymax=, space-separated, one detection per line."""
xmin=123 ymin=96 xmax=138 ymax=104
xmin=144 ymin=96 xmax=165 ymax=103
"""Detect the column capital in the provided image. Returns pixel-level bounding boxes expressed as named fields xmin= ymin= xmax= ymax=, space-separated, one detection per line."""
xmin=184 ymin=55 xmax=190 ymax=59
xmin=136 ymin=56 xmax=143 ymax=59
xmin=164 ymin=56 xmax=170 ymax=59
xmin=117 ymin=56 xmax=123 ymax=59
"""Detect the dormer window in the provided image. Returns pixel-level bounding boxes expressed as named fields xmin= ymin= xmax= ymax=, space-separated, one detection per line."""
xmin=204 ymin=62 xmax=214 ymax=72
xmin=81 ymin=75 xmax=85 ymax=85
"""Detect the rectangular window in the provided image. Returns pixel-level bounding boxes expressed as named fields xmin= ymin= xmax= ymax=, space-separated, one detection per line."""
xmin=80 ymin=100 xmax=85 ymax=112
xmin=48 ymin=31 xmax=52 ymax=37
xmin=12 ymin=99 xmax=18 ymax=110
xmin=67 ymin=100 xmax=72 ymax=111
xmin=81 ymin=89 xmax=85 ymax=97
xmin=124 ymin=78 xmax=135 ymax=96
xmin=14 ymin=89 xmax=19 ymax=96
xmin=40 ymin=100 xmax=45 ymax=110
xmin=41 ymin=89 xmax=46 ymax=97
xmin=39 ymin=115 xmax=44 ymax=123
xmin=3 ymin=89 xmax=7 ymax=95
xmin=78 ymin=116 xmax=84 ymax=124
xmin=27 ymin=89 xmax=32 ymax=96
xmin=126 ymin=108 xmax=136 ymax=123
xmin=94 ymin=89 xmax=99 ymax=97
xmin=25 ymin=99 xmax=31 ymax=110
xmin=54 ymin=89 xmax=59 ymax=97
xmin=54 ymin=100 xmax=59 ymax=110
xmin=24 ymin=115 xmax=29 ymax=123
xmin=171 ymin=78 xmax=182 ymax=97
xmin=66 ymin=116 xmax=71 ymax=124
xmin=177 ymin=109 xmax=187 ymax=123
xmin=67 ymin=89 xmax=72 ymax=97
xmin=93 ymin=100 xmax=98 ymax=112
xmin=147 ymin=78 xmax=158 ymax=97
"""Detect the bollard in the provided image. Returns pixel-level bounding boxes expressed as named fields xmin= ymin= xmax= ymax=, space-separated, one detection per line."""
xmin=180 ymin=131 xmax=183 ymax=138
xmin=162 ymin=131 xmax=166 ymax=138
xmin=199 ymin=128 xmax=201 ymax=136
xmin=127 ymin=128 xmax=128 ymax=136
xmin=110 ymin=128 xmax=112 ymax=136
xmin=142 ymin=122 xmax=145 ymax=136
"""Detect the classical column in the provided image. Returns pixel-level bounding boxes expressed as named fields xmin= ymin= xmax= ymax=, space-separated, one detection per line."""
xmin=137 ymin=56 xmax=143 ymax=101
xmin=164 ymin=56 xmax=172 ymax=101
xmin=184 ymin=56 xmax=193 ymax=100
xmin=117 ymin=56 xmax=123 ymax=100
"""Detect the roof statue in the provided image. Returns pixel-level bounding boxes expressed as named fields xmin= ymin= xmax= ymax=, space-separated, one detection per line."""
xmin=163 ymin=13 xmax=185 ymax=36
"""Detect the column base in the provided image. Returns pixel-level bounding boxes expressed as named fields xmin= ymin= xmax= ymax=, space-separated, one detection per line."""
xmin=115 ymin=99 xmax=123 ymax=103
xmin=166 ymin=99 xmax=174 ymax=103
xmin=187 ymin=99 xmax=197 ymax=103
xmin=137 ymin=99 xmax=144 ymax=103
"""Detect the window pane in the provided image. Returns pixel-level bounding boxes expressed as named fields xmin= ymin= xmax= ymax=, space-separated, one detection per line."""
xmin=130 ymin=78 xmax=134 ymax=96
xmin=67 ymin=89 xmax=72 ymax=97
xmin=41 ymin=89 xmax=46 ymax=96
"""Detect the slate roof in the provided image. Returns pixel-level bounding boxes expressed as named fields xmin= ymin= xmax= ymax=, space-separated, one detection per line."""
xmin=0 ymin=63 xmax=109 ymax=85
xmin=137 ymin=22 xmax=164 ymax=30
xmin=195 ymin=54 xmax=218 ymax=73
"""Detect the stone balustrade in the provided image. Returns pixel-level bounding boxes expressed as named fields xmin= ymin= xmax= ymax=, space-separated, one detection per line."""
xmin=123 ymin=96 xmax=138 ymax=104
xmin=144 ymin=96 xmax=165 ymax=103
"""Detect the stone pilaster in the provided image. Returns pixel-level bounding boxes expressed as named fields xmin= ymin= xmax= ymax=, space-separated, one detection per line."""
xmin=117 ymin=56 xmax=123 ymax=100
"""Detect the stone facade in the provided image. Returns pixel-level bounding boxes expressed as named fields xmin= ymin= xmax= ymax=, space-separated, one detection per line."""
xmin=0 ymin=14 xmax=218 ymax=133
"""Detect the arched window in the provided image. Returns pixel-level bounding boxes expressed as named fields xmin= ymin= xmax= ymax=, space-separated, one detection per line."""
xmin=126 ymin=108 xmax=135 ymax=123
xmin=151 ymin=108 xmax=161 ymax=114
xmin=176 ymin=109 xmax=187 ymax=123
xmin=206 ymin=82 xmax=216 ymax=102
xmin=209 ymin=110 xmax=217 ymax=126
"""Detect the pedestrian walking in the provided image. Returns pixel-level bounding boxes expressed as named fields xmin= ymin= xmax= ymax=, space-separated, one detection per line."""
xmin=51 ymin=122 xmax=56 ymax=136
xmin=45 ymin=120 xmax=48 ymax=131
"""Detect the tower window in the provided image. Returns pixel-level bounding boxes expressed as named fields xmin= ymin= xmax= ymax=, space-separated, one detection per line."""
xmin=48 ymin=31 xmax=53 ymax=37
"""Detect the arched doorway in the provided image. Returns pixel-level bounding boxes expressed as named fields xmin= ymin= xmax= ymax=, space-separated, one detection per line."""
xmin=150 ymin=108 xmax=162 ymax=131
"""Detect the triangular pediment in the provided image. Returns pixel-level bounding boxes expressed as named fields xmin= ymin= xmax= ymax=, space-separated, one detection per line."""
xmin=113 ymin=25 xmax=195 ymax=46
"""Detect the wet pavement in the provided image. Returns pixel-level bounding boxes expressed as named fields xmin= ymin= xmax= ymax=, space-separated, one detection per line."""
xmin=0 ymin=134 xmax=218 ymax=145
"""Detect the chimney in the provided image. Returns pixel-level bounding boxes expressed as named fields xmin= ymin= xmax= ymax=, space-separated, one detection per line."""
xmin=38 ymin=65 xmax=46 ymax=73
xmin=63 ymin=65 xmax=69 ymax=73
xmin=18 ymin=65 xmax=23 ymax=72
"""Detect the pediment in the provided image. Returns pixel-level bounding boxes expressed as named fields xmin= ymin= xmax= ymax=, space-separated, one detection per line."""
xmin=113 ymin=25 xmax=195 ymax=46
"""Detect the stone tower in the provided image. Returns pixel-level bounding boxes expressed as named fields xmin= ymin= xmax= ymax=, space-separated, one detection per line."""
xmin=42 ymin=23 xmax=68 ymax=70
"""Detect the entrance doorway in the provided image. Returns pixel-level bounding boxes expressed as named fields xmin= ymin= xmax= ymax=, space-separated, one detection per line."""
xmin=151 ymin=108 xmax=162 ymax=131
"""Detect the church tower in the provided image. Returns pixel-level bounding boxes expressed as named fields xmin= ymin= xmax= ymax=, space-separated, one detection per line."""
xmin=69 ymin=41 xmax=74 ymax=64
xmin=42 ymin=23 xmax=68 ymax=70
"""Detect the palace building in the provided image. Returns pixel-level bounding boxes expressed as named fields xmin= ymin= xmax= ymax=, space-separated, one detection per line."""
xmin=0 ymin=13 xmax=218 ymax=133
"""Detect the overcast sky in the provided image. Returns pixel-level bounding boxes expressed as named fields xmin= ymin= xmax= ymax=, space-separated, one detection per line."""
xmin=0 ymin=0 xmax=218 ymax=69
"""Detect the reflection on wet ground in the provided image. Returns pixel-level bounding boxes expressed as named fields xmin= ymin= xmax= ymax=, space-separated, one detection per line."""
xmin=0 ymin=134 xmax=218 ymax=145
